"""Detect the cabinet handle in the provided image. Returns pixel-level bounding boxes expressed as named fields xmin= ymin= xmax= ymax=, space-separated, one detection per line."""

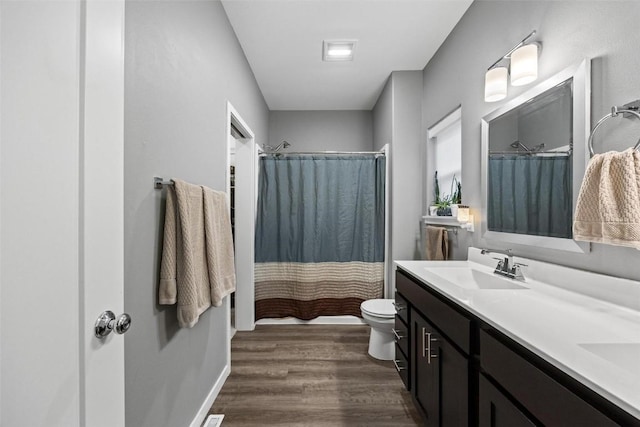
xmin=425 ymin=331 xmax=439 ymax=364
xmin=392 ymin=301 xmax=406 ymax=312
xmin=392 ymin=329 xmax=405 ymax=341
xmin=393 ymin=359 xmax=407 ymax=372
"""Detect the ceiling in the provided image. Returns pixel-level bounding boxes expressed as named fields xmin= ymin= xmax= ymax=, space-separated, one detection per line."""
xmin=221 ymin=0 xmax=473 ymax=111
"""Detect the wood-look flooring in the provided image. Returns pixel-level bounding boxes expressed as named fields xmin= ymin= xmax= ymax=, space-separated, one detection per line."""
xmin=209 ymin=325 xmax=421 ymax=426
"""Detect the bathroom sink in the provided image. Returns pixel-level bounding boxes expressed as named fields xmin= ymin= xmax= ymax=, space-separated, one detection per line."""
xmin=423 ymin=267 xmax=529 ymax=290
xmin=579 ymin=343 xmax=640 ymax=373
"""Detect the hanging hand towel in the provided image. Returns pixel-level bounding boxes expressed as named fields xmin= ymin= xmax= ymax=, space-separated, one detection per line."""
xmin=573 ymin=148 xmax=640 ymax=249
xmin=425 ymin=225 xmax=449 ymax=260
xmin=202 ymin=186 xmax=236 ymax=307
xmin=159 ymin=179 xmax=212 ymax=328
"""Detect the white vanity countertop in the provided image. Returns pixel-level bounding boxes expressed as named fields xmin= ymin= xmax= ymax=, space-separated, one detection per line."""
xmin=395 ymin=248 xmax=640 ymax=420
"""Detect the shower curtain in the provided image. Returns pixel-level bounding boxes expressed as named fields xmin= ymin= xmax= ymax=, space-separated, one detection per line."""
xmin=488 ymin=154 xmax=572 ymax=238
xmin=255 ymin=154 xmax=385 ymax=320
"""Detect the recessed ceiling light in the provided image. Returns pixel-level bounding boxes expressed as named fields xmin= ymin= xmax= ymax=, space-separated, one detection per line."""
xmin=323 ymin=40 xmax=357 ymax=62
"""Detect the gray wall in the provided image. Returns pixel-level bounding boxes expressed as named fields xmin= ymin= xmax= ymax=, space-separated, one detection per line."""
xmin=124 ymin=2 xmax=269 ymax=426
xmin=390 ymin=71 xmax=424 ymax=262
xmin=268 ymin=110 xmax=373 ymax=152
xmin=373 ymin=71 xmax=424 ymax=288
xmin=373 ymin=77 xmax=393 ymax=151
xmin=422 ymin=0 xmax=640 ymax=281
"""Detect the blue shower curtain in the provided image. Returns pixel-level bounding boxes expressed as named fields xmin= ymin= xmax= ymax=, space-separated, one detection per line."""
xmin=488 ymin=154 xmax=572 ymax=238
xmin=255 ymin=154 xmax=385 ymax=320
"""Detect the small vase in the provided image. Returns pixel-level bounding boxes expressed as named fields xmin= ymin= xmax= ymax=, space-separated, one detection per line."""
xmin=429 ymin=206 xmax=438 ymax=216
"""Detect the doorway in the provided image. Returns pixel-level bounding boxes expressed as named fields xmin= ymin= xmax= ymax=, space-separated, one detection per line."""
xmin=225 ymin=102 xmax=258 ymax=333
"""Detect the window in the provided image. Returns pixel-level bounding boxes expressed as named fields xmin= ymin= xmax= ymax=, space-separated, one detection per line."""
xmin=427 ymin=107 xmax=462 ymax=210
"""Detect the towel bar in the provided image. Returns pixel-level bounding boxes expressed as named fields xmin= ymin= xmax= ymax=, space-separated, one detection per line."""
xmin=154 ymin=177 xmax=174 ymax=189
xmin=588 ymin=100 xmax=640 ymax=157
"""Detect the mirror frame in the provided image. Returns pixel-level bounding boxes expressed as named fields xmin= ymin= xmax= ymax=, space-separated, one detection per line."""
xmin=480 ymin=59 xmax=591 ymax=253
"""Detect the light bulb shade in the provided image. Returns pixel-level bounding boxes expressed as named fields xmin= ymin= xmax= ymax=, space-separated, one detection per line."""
xmin=484 ymin=67 xmax=508 ymax=102
xmin=511 ymin=44 xmax=538 ymax=86
xmin=457 ymin=206 xmax=470 ymax=223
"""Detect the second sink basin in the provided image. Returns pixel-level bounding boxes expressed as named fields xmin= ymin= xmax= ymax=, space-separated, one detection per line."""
xmin=423 ymin=267 xmax=529 ymax=290
xmin=579 ymin=343 xmax=640 ymax=374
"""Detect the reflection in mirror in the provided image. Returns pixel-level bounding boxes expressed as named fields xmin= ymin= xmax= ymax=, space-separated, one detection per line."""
xmin=488 ymin=79 xmax=573 ymax=238
xmin=481 ymin=59 xmax=590 ymax=253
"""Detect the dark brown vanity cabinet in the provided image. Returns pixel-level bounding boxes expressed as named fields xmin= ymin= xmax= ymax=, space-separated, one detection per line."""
xmin=395 ymin=268 xmax=640 ymax=427
xmin=394 ymin=292 xmax=411 ymax=390
xmin=396 ymin=269 xmax=471 ymax=426
xmin=479 ymin=329 xmax=623 ymax=427
xmin=412 ymin=309 xmax=469 ymax=426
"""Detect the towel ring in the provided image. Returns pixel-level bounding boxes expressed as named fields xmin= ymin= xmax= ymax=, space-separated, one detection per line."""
xmin=588 ymin=107 xmax=640 ymax=157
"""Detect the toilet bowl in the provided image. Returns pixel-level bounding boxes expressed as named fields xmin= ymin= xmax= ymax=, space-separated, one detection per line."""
xmin=360 ymin=299 xmax=396 ymax=360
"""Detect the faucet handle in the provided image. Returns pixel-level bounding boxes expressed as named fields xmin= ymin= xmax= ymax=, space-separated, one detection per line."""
xmin=511 ymin=263 xmax=527 ymax=281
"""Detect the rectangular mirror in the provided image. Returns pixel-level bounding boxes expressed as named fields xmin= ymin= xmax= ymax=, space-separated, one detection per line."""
xmin=481 ymin=60 xmax=591 ymax=252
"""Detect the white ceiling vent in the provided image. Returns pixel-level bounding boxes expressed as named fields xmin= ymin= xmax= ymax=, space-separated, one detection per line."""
xmin=323 ymin=40 xmax=357 ymax=61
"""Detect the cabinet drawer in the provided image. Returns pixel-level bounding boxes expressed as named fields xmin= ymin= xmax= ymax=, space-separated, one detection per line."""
xmin=394 ymin=292 xmax=409 ymax=324
xmin=394 ymin=344 xmax=410 ymax=390
xmin=396 ymin=270 xmax=471 ymax=354
xmin=480 ymin=329 xmax=618 ymax=426
xmin=394 ymin=316 xmax=409 ymax=357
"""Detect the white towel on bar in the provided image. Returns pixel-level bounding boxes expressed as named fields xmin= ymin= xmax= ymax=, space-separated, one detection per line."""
xmin=573 ymin=148 xmax=640 ymax=249
xmin=159 ymin=179 xmax=212 ymax=328
xmin=202 ymin=186 xmax=236 ymax=307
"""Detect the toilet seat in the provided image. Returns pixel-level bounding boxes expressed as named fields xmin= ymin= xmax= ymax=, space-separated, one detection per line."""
xmin=361 ymin=299 xmax=395 ymax=319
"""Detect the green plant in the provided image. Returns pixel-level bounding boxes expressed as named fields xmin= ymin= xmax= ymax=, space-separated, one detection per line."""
xmin=434 ymin=171 xmax=441 ymax=204
xmin=451 ymin=175 xmax=462 ymax=205
xmin=435 ymin=194 xmax=452 ymax=208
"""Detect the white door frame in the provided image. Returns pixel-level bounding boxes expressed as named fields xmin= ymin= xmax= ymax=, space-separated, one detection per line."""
xmin=82 ymin=1 xmax=126 ymax=424
xmin=225 ymin=102 xmax=258 ymax=332
xmin=381 ymin=144 xmax=392 ymax=298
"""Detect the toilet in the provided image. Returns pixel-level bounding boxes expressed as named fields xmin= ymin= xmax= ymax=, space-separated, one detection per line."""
xmin=360 ymin=299 xmax=396 ymax=360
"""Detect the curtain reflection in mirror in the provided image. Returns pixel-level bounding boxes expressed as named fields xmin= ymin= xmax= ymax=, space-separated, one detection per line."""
xmin=488 ymin=153 xmax=572 ymax=238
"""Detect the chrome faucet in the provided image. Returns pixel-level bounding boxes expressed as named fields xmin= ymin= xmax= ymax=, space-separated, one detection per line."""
xmin=480 ymin=248 xmax=526 ymax=281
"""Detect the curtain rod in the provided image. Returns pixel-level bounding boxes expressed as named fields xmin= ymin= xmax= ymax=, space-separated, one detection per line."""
xmin=259 ymin=150 xmax=385 ymax=157
xmin=489 ymin=150 xmax=572 ymax=156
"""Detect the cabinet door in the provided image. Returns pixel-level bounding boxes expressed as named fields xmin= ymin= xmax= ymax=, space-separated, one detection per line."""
xmin=479 ymin=374 xmax=536 ymax=427
xmin=413 ymin=310 xmax=440 ymax=425
xmin=412 ymin=310 xmax=469 ymax=426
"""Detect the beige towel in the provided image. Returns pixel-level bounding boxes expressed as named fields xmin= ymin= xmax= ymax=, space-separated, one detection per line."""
xmin=202 ymin=186 xmax=236 ymax=307
xmin=159 ymin=179 xmax=211 ymax=328
xmin=425 ymin=226 xmax=449 ymax=260
xmin=573 ymin=148 xmax=640 ymax=249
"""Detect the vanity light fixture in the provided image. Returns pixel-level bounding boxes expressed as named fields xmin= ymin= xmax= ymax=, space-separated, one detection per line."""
xmin=511 ymin=43 xmax=538 ymax=86
xmin=484 ymin=67 xmax=508 ymax=102
xmin=484 ymin=30 xmax=539 ymax=102
xmin=323 ymin=40 xmax=357 ymax=62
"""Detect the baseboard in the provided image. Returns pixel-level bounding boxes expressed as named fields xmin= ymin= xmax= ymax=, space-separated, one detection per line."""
xmin=255 ymin=315 xmax=365 ymax=325
xmin=189 ymin=363 xmax=231 ymax=427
